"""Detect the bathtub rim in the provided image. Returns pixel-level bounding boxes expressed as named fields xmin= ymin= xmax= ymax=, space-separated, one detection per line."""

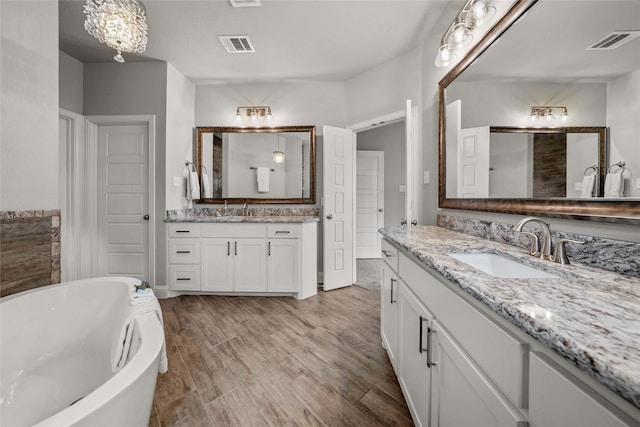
xmin=1 ymin=277 xmax=165 ymax=427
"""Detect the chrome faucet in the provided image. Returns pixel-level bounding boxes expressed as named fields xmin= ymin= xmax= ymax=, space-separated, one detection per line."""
xmin=223 ymin=200 xmax=229 ymax=216
xmin=512 ymin=216 xmax=585 ymax=264
xmin=242 ymin=203 xmax=248 ymax=216
xmin=511 ymin=216 xmax=553 ymax=260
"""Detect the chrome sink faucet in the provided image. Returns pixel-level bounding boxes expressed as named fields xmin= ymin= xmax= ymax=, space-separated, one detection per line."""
xmin=223 ymin=200 xmax=229 ymax=216
xmin=242 ymin=203 xmax=248 ymax=216
xmin=512 ymin=216 xmax=585 ymax=264
xmin=511 ymin=216 xmax=553 ymax=260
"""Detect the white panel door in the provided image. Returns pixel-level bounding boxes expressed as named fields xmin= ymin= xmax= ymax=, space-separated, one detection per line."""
xmin=356 ymin=151 xmax=384 ymax=259
xmin=323 ymin=125 xmax=355 ymax=291
xmin=97 ymin=124 xmax=149 ymax=279
xmin=458 ymin=126 xmax=490 ymax=198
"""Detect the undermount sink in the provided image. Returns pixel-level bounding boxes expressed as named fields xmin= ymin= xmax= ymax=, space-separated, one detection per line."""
xmin=449 ymin=253 xmax=558 ymax=279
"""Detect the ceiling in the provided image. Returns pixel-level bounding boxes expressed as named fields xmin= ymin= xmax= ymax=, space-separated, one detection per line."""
xmin=59 ymin=0 xmax=449 ymax=85
xmin=457 ymin=0 xmax=640 ymax=83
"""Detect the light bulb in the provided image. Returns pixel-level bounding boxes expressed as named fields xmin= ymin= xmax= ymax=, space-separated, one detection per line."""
xmin=452 ymin=23 xmax=467 ymax=44
xmin=472 ymin=1 xmax=487 ymax=20
xmin=531 ymin=112 xmax=538 ymax=121
xmin=435 ymin=44 xmax=456 ymax=67
xmin=250 ymin=110 xmax=258 ymax=121
xmin=545 ymin=112 xmax=553 ymax=122
xmin=560 ymin=110 xmax=568 ymax=122
xmin=235 ymin=109 xmax=243 ymax=122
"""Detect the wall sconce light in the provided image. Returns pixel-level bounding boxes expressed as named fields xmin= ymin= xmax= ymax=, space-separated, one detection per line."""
xmin=435 ymin=0 xmax=497 ymax=68
xmin=234 ymin=106 xmax=274 ymax=125
xmin=530 ymin=106 xmax=569 ymax=122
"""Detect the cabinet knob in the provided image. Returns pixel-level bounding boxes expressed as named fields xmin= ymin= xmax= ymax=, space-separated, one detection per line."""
xmin=143 ymin=214 xmax=150 ymax=220
xmin=326 ymin=214 xmax=333 ymax=220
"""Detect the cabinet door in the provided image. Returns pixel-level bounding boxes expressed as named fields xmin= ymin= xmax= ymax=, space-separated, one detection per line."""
xmin=529 ymin=352 xmax=632 ymax=427
xmin=267 ymin=239 xmax=299 ymax=292
xmin=430 ymin=321 xmax=526 ymax=427
xmin=398 ymin=282 xmax=433 ymax=427
xmin=234 ymin=239 xmax=267 ymax=292
xmin=381 ymin=262 xmax=399 ymax=372
xmin=201 ymin=239 xmax=233 ymax=292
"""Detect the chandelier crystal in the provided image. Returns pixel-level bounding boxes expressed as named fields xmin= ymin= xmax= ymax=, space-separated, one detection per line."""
xmin=84 ymin=0 xmax=148 ymax=63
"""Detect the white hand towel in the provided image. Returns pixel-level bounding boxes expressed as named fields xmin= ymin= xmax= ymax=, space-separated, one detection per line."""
xmin=604 ymin=172 xmax=623 ymax=198
xmin=257 ymin=167 xmax=270 ymax=193
xmin=580 ymin=174 xmax=595 ymax=198
xmin=188 ymin=170 xmax=200 ymax=200
xmin=112 ymin=285 xmax=168 ymax=373
xmin=202 ymin=173 xmax=212 ymax=198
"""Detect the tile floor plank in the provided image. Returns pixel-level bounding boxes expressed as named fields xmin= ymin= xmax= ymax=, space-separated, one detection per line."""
xmin=154 ymin=285 xmax=413 ymax=426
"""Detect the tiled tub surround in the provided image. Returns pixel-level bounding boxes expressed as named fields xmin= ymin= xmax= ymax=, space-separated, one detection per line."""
xmin=165 ymin=207 xmax=319 ymax=223
xmin=378 ymin=225 xmax=640 ymax=410
xmin=437 ymin=214 xmax=640 ymax=278
xmin=0 ymin=210 xmax=61 ymax=297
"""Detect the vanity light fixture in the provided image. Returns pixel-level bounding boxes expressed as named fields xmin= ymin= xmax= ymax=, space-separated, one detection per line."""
xmin=435 ymin=0 xmax=496 ymax=67
xmin=83 ymin=0 xmax=148 ymax=63
xmin=530 ymin=106 xmax=569 ymax=122
xmin=235 ymin=106 xmax=274 ymax=125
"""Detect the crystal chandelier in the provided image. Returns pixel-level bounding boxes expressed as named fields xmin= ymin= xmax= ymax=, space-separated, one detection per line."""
xmin=83 ymin=0 xmax=149 ymax=63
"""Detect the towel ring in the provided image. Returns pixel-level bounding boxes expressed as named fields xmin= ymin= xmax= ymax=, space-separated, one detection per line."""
xmin=583 ymin=165 xmax=598 ymax=176
xmin=607 ymin=161 xmax=626 ymax=174
xmin=201 ymin=164 xmax=208 ymax=174
xmin=184 ymin=160 xmax=196 ymax=172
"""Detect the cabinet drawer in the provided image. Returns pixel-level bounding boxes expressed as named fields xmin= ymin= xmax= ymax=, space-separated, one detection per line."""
xmin=529 ymin=352 xmax=632 ymax=427
xmin=169 ymin=239 xmax=201 ymax=264
xmin=400 ymin=252 xmax=528 ymax=409
xmin=201 ymin=223 xmax=266 ymax=238
xmin=267 ymin=224 xmax=300 ymax=238
xmin=381 ymin=239 xmax=399 ymax=273
xmin=168 ymin=223 xmax=201 ymax=238
xmin=169 ymin=265 xmax=200 ymax=291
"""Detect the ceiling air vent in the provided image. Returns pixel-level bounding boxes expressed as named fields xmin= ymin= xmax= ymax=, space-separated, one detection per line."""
xmin=218 ymin=35 xmax=255 ymax=53
xmin=228 ymin=0 xmax=261 ymax=7
xmin=586 ymin=31 xmax=640 ymax=50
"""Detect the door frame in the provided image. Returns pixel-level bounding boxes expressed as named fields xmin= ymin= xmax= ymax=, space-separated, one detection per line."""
xmin=82 ymin=115 xmax=156 ymax=285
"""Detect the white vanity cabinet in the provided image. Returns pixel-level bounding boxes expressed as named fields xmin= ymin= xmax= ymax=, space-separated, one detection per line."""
xmin=398 ymin=282 xmax=433 ymax=427
xmin=381 ymin=239 xmax=400 ymax=372
xmin=167 ymin=221 xmax=317 ymax=299
xmin=382 ymin=238 xmax=640 ymax=427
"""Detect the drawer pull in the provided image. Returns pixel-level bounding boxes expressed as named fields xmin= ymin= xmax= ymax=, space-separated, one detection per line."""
xmin=227 ymin=241 xmax=230 ymax=256
xmin=235 ymin=241 xmax=238 ymax=256
xmin=419 ymin=315 xmax=428 ymax=354
xmin=382 ymin=250 xmax=392 ymax=257
xmin=175 ymin=230 xmax=190 ymax=233
xmin=390 ymin=278 xmax=397 ymax=304
xmin=176 ymin=277 xmax=191 ymax=281
xmin=176 ymin=250 xmax=191 ymax=254
xmin=427 ymin=327 xmax=438 ymax=367
xmin=275 ymin=230 xmax=290 ymax=234
xmin=268 ymin=241 xmax=271 ymax=256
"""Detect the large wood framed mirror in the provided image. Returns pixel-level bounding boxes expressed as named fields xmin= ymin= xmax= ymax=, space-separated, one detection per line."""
xmin=438 ymin=0 xmax=639 ymax=222
xmin=196 ymin=126 xmax=316 ymax=204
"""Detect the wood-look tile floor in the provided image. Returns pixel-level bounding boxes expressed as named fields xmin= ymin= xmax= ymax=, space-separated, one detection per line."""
xmin=149 ymin=285 xmax=414 ymax=427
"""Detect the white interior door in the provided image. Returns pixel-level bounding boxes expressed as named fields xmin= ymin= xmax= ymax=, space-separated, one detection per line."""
xmin=323 ymin=125 xmax=355 ymax=291
xmin=458 ymin=126 xmax=490 ymax=198
xmin=97 ymin=123 xmax=150 ymax=279
xmin=356 ymin=151 xmax=384 ymax=258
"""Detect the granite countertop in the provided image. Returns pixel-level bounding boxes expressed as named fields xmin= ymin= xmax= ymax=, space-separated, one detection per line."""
xmin=164 ymin=215 xmax=319 ymax=223
xmin=379 ymin=226 xmax=640 ymax=410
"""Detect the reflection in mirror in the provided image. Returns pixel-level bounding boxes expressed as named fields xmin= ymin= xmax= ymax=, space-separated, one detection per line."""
xmin=444 ymin=124 xmax=606 ymax=199
xmin=438 ymin=0 xmax=640 ymax=222
xmin=196 ymin=126 xmax=316 ymax=204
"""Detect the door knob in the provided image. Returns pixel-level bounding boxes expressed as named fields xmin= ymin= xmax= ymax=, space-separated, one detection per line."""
xmin=400 ymin=219 xmax=407 ymax=226
xmin=378 ymin=208 xmax=384 ymax=212
xmin=143 ymin=215 xmax=150 ymax=220
xmin=411 ymin=219 xmax=417 ymax=226
xmin=326 ymin=214 xmax=333 ymax=220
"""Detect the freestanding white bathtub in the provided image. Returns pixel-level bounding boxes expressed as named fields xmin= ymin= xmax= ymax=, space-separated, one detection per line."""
xmin=0 ymin=277 xmax=165 ymax=427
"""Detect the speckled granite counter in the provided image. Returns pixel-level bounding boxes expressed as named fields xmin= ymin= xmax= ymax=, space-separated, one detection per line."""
xmin=164 ymin=215 xmax=319 ymax=223
xmin=379 ymin=225 xmax=640 ymax=410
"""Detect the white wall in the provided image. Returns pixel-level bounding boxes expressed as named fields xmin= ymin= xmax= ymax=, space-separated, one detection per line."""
xmin=446 ymin=81 xmax=607 ymax=128
xmin=59 ymin=51 xmax=83 ymax=114
xmin=165 ymin=62 xmax=195 ymax=210
xmin=344 ymin=48 xmax=422 ymax=125
xmin=1 ymin=1 xmax=59 ymax=211
xmin=607 ymin=68 xmax=640 ymax=198
xmin=356 ymin=121 xmax=406 ymax=227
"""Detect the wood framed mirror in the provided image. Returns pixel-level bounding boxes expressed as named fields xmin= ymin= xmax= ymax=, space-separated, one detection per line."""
xmin=438 ymin=0 xmax=639 ymax=223
xmin=196 ymin=126 xmax=316 ymax=204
